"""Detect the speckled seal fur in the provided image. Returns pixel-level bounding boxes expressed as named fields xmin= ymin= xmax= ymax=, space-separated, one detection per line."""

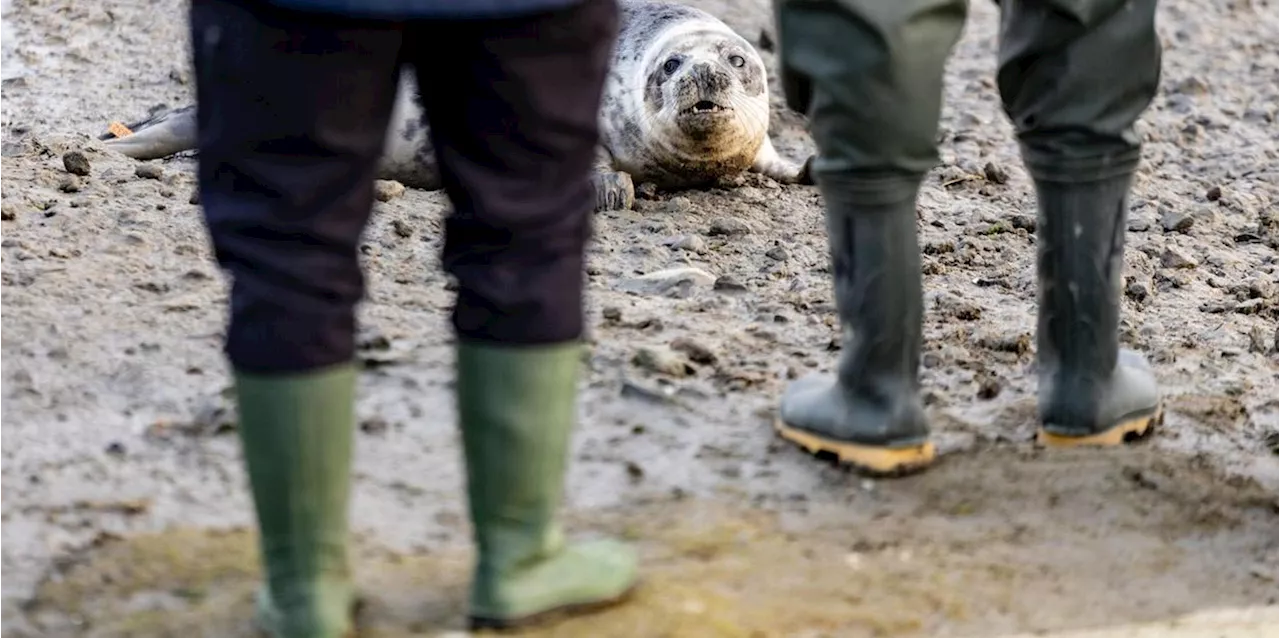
xmin=597 ymin=1 xmax=804 ymax=191
xmin=98 ymin=0 xmax=809 ymax=210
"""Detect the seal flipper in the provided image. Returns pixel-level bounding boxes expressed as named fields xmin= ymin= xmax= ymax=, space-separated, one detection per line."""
xmin=100 ymin=105 xmax=199 ymax=160
xmin=590 ymin=148 xmax=634 ymax=212
xmin=796 ymin=154 xmax=815 ymax=185
xmin=750 ymin=136 xmax=813 ymax=185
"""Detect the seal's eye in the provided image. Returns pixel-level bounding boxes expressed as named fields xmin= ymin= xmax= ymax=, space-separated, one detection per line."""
xmin=729 ymin=54 xmax=746 ymax=68
xmin=663 ymin=58 xmax=681 ymax=74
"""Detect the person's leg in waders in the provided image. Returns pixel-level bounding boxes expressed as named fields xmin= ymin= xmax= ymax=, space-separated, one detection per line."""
xmin=190 ymin=1 xmax=405 ymax=635
xmin=406 ymin=0 xmax=637 ymax=629
xmin=996 ymin=0 xmax=1163 ymax=446
xmin=770 ymin=0 xmax=968 ymax=476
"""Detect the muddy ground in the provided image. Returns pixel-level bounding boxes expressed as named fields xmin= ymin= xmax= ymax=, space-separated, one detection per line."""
xmin=2 ymin=0 xmax=1278 ymax=635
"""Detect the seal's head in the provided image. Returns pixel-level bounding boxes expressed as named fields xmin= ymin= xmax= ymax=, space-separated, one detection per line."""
xmin=642 ymin=29 xmax=769 ymax=159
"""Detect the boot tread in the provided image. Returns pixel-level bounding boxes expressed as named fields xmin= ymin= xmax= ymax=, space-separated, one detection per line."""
xmin=1037 ymin=405 xmax=1163 ymax=448
xmin=774 ymin=418 xmax=936 ymax=477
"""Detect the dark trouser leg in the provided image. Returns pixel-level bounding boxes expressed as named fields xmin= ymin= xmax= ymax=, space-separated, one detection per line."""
xmin=771 ymin=0 xmax=967 ymax=476
xmin=997 ymin=0 xmax=1163 ymax=444
xmin=406 ymin=0 xmax=636 ymax=628
xmin=413 ymin=5 xmax=609 ymax=346
xmin=191 ymin=0 xmax=402 ymax=634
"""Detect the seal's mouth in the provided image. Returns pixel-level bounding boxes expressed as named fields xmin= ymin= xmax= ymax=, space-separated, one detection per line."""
xmin=682 ymin=100 xmax=730 ymax=115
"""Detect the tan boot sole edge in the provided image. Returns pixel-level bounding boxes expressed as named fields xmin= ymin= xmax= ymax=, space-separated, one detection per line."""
xmin=1037 ymin=405 xmax=1163 ymax=448
xmin=773 ymin=418 xmax=937 ymax=477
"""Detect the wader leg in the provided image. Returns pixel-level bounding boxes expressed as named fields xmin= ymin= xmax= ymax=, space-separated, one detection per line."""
xmin=771 ymin=0 xmax=968 ymax=476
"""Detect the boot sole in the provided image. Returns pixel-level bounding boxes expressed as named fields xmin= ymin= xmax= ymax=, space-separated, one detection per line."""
xmin=773 ymin=418 xmax=936 ymax=477
xmin=1037 ymin=404 xmax=1163 ymax=448
xmin=252 ymin=593 xmax=364 ymax=638
xmin=468 ymin=581 xmax=639 ymax=632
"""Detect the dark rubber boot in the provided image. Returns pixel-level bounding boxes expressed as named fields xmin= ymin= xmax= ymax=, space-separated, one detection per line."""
xmin=1034 ymin=174 xmax=1162 ymax=446
xmin=775 ymin=175 xmax=934 ymax=476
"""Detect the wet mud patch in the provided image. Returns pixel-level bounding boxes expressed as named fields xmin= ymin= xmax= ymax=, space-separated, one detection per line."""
xmin=2 ymin=0 xmax=1277 ymax=634
xmin=17 ymin=449 xmax=1277 ymax=637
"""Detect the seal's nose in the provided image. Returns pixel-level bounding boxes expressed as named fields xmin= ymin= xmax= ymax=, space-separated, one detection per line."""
xmin=688 ymin=61 xmax=732 ymax=94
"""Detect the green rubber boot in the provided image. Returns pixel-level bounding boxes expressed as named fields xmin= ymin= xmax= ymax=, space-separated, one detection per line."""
xmin=456 ymin=341 xmax=638 ymax=630
xmin=1034 ymin=174 xmax=1162 ymax=446
xmin=234 ymin=363 xmax=358 ymax=638
xmin=775 ymin=175 xmax=935 ymax=477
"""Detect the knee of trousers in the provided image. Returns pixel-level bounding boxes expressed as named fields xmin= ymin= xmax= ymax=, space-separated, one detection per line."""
xmin=443 ymin=188 xmax=593 ymax=346
xmin=205 ymin=211 xmax=366 ymax=375
xmin=815 ymin=169 xmax=925 ymax=208
xmin=775 ymin=0 xmax=967 ymax=181
xmin=997 ymin=0 xmax=1161 ymax=183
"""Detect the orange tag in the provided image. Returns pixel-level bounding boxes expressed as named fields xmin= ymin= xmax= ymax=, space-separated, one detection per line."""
xmin=107 ymin=121 xmax=134 ymax=138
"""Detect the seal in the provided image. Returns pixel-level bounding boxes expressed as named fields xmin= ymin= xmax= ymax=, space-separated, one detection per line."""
xmin=99 ymin=0 xmax=812 ymax=211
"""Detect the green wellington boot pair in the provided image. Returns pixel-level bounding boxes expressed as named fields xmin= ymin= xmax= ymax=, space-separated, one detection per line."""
xmin=775 ymin=172 xmax=1163 ymax=476
xmin=234 ymin=342 xmax=637 ymax=638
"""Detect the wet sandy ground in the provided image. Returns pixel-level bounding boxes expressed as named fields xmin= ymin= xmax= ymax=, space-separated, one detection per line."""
xmin=2 ymin=0 xmax=1278 ymax=635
